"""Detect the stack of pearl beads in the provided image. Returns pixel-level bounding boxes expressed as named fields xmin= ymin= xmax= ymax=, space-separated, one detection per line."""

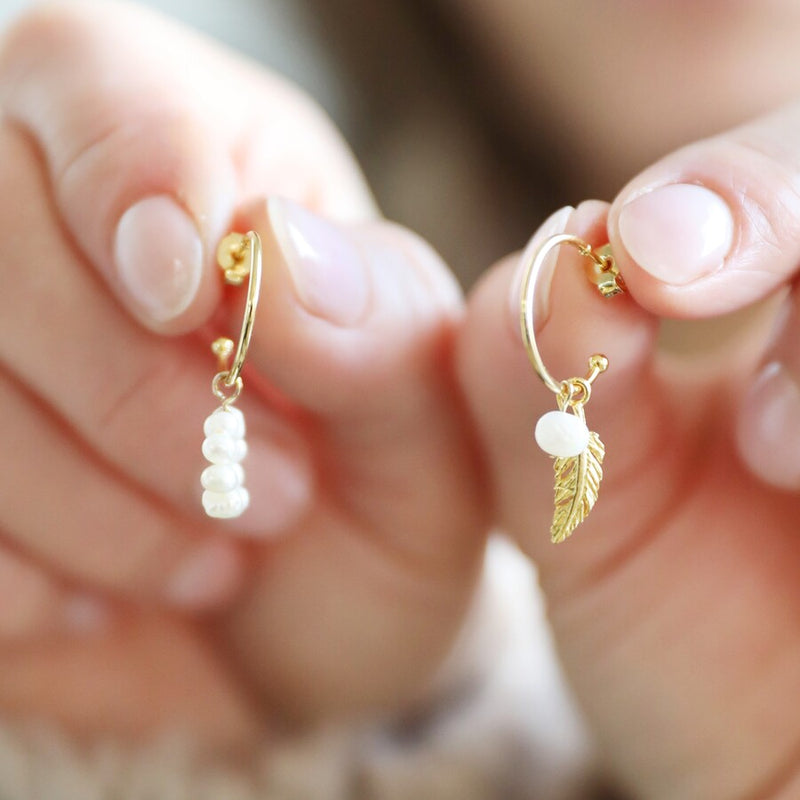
xmin=201 ymin=406 xmax=249 ymax=518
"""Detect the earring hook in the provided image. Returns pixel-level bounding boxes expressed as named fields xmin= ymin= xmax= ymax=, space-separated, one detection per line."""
xmin=519 ymin=233 xmax=623 ymax=398
xmin=213 ymin=231 xmax=263 ymax=390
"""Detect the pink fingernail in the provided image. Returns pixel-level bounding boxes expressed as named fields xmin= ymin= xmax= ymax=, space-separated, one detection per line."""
xmin=114 ymin=195 xmax=203 ymax=325
xmin=268 ymin=198 xmax=369 ymax=326
xmin=618 ymin=184 xmax=734 ymax=285
xmin=737 ymin=362 xmax=800 ymax=490
xmin=166 ymin=540 xmax=242 ymax=609
xmin=509 ymin=206 xmax=574 ymax=335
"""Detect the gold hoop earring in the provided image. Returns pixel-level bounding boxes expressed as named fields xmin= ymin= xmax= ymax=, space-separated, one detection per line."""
xmin=519 ymin=233 xmax=624 ymax=542
xmin=200 ymin=231 xmax=263 ymax=519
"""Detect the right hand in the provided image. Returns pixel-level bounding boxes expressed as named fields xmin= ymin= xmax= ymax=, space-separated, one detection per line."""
xmin=457 ymin=112 xmax=800 ymax=795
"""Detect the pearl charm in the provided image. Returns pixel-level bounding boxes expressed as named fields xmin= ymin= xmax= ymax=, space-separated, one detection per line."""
xmin=201 ymin=407 xmax=249 ymax=518
xmin=202 ymin=487 xmax=250 ymax=519
xmin=201 ymin=463 xmax=245 ymax=493
xmin=535 ymin=410 xmax=590 ymax=458
xmin=203 ymin=406 xmax=245 ymax=438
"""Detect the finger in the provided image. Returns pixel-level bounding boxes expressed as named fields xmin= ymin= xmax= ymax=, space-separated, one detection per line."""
xmin=0 ymin=1 xmax=374 ymax=333
xmin=607 ymin=101 xmax=800 ymax=317
xmin=737 ymin=287 xmax=800 ymax=488
xmin=245 ymin=197 xmax=468 ymax=552
xmin=221 ymin=199 xmax=487 ymax=720
xmin=0 ymin=544 xmax=113 ymax=639
xmin=0 ymin=124 xmax=313 ymax=541
xmin=0 ymin=614 xmax=259 ymax=747
xmin=0 ymin=370 xmax=242 ymax=610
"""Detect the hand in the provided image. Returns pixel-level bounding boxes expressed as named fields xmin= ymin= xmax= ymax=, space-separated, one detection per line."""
xmin=0 ymin=2 xmax=486 ymax=747
xmin=458 ymin=110 xmax=800 ymax=797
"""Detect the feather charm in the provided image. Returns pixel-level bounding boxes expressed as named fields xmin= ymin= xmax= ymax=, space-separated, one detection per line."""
xmin=550 ymin=431 xmax=605 ymax=543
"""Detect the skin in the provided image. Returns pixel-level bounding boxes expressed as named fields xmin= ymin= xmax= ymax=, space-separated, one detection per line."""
xmin=2 ymin=1 xmax=800 ymax=798
xmin=0 ymin=1 xmax=486 ymax=746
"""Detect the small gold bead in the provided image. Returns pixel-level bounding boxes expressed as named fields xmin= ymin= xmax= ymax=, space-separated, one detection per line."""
xmin=216 ymin=233 xmax=250 ymax=286
xmin=211 ymin=337 xmax=234 ymax=360
xmin=589 ymin=354 xmax=609 ymax=372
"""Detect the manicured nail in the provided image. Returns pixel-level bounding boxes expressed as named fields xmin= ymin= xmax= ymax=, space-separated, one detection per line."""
xmin=268 ymin=197 xmax=369 ymax=326
xmin=61 ymin=593 xmax=112 ymax=635
xmin=114 ymin=195 xmax=203 ymax=325
xmin=166 ymin=540 xmax=241 ymax=609
xmin=618 ymin=184 xmax=734 ymax=285
xmin=737 ymin=362 xmax=800 ymax=490
xmin=509 ymin=206 xmax=574 ymax=335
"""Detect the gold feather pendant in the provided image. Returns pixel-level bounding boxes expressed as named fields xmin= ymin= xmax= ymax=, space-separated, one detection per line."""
xmin=550 ymin=431 xmax=605 ymax=543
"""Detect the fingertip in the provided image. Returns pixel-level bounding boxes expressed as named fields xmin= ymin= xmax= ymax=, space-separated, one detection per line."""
xmin=234 ymin=196 xmax=466 ymax=419
xmin=266 ymin=196 xmax=371 ymax=328
xmin=737 ymin=361 xmax=800 ymax=491
xmin=508 ymin=205 xmax=575 ymax=334
xmin=164 ymin=538 xmax=245 ymax=611
xmin=608 ymin=180 xmax=740 ymax=317
xmin=608 ymin=125 xmax=800 ymax=318
xmin=113 ymin=195 xmax=222 ymax=333
xmin=523 ymin=199 xmax=654 ymax=389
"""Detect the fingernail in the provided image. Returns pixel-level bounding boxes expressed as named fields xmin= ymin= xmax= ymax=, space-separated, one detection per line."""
xmin=61 ymin=593 xmax=112 ymax=635
xmin=114 ymin=195 xmax=203 ymax=325
xmin=618 ymin=184 xmax=734 ymax=285
xmin=509 ymin=206 xmax=574 ymax=335
xmin=166 ymin=540 xmax=242 ymax=609
xmin=223 ymin=439 xmax=313 ymax=537
xmin=737 ymin=362 xmax=800 ymax=490
xmin=268 ymin=197 xmax=369 ymax=326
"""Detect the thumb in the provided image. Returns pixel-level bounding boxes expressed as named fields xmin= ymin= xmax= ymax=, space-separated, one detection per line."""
xmin=608 ymin=100 xmax=800 ymax=318
xmin=0 ymin=2 xmax=374 ymax=333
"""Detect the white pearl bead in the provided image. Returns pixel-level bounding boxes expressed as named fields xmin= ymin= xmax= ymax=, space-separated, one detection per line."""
xmin=201 ymin=463 xmax=244 ymax=492
xmin=202 ymin=488 xmax=249 ymax=519
xmin=202 ymin=433 xmax=240 ymax=464
xmin=535 ymin=410 xmax=590 ymax=457
xmin=201 ymin=405 xmax=249 ymax=518
xmin=232 ymin=437 xmax=247 ymax=463
xmin=233 ymin=486 xmax=250 ymax=513
xmin=203 ymin=407 xmax=245 ymax=438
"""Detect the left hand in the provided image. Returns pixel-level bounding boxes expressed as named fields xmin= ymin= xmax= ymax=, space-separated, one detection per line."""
xmin=0 ymin=1 xmax=486 ymax=747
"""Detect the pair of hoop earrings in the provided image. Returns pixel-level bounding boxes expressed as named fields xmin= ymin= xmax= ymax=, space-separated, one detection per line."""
xmin=199 ymin=227 xmax=624 ymax=541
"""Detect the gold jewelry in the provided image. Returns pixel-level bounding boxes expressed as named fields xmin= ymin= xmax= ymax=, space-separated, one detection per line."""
xmin=519 ymin=234 xmax=624 ymax=542
xmin=200 ymin=231 xmax=263 ymax=519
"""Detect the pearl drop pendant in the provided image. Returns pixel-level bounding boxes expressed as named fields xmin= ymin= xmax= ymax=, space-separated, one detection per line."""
xmin=201 ymin=406 xmax=249 ymax=518
xmin=535 ymin=410 xmax=591 ymax=458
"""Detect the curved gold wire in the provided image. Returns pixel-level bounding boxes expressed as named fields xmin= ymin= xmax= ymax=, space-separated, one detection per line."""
xmin=519 ymin=233 xmax=616 ymax=396
xmin=217 ymin=231 xmax=263 ymax=388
